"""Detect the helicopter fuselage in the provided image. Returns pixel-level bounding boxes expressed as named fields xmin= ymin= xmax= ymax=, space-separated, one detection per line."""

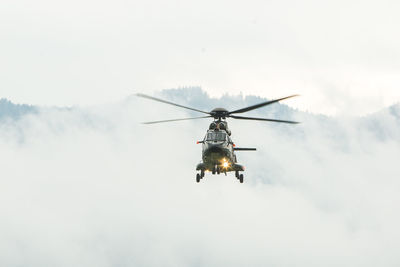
xmin=202 ymin=131 xmax=234 ymax=170
xmin=196 ymin=123 xmax=245 ymax=174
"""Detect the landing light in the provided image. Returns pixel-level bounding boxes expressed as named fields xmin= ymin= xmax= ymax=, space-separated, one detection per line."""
xmin=223 ymin=162 xmax=229 ymax=168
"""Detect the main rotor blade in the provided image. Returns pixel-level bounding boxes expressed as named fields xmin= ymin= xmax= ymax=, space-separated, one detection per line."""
xmin=228 ymin=95 xmax=299 ymax=114
xmin=230 ymin=115 xmax=299 ymax=124
xmin=136 ymin=93 xmax=210 ymax=115
xmin=142 ymin=116 xmax=212 ymax=124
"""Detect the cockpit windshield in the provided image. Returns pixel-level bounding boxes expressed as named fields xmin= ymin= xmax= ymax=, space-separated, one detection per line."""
xmin=206 ymin=131 xmax=226 ymax=141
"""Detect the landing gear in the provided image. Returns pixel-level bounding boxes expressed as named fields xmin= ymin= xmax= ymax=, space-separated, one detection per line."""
xmin=196 ymin=168 xmax=244 ymax=183
xmin=235 ymin=171 xmax=244 ymax=183
xmin=212 ymin=165 xmax=220 ymax=175
xmin=196 ymin=170 xmax=205 ymax=183
xmin=239 ymin=174 xmax=244 ymax=183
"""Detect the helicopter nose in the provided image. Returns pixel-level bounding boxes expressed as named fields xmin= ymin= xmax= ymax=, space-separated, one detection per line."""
xmin=207 ymin=144 xmax=224 ymax=154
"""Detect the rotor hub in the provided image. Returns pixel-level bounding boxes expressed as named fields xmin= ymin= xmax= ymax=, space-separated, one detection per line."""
xmin=210 ymin=108 xmax=229 ymax=119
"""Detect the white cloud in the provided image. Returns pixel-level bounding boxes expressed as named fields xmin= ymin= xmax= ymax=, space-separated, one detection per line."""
xmin=1 ymin=90 xmax=399 ymax=266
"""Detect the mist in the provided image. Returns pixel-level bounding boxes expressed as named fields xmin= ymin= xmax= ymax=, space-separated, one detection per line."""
xmin=1 ymin=88 xmax=399 ymax=267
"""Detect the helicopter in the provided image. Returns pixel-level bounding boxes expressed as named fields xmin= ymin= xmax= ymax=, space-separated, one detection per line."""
xmin=136 ymin=93 xmax=299 ymax=183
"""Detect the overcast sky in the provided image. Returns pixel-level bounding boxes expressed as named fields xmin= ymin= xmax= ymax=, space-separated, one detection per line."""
xmin=1 ymin=0 xmax=400 ymax=114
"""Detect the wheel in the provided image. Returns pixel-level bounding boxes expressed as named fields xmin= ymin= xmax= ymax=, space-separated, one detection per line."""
xmin=239 ymin=174 xmax=244 ymax=183
xmin=235 ymin=171 xmax=239 ymax=178
xmin=217 ymin=167 xmax=220 ymax=175
xmin=212 ymin=167 xmax=216 ymax=175
xmin=196 ymin=173 xmax=201 ymax=183
xmin=201 ymin=169 xmax=205 ymax=178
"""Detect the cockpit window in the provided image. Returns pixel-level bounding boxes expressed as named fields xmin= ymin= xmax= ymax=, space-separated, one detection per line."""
xmin=206 ymin=132 xmax=226 ymax=141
